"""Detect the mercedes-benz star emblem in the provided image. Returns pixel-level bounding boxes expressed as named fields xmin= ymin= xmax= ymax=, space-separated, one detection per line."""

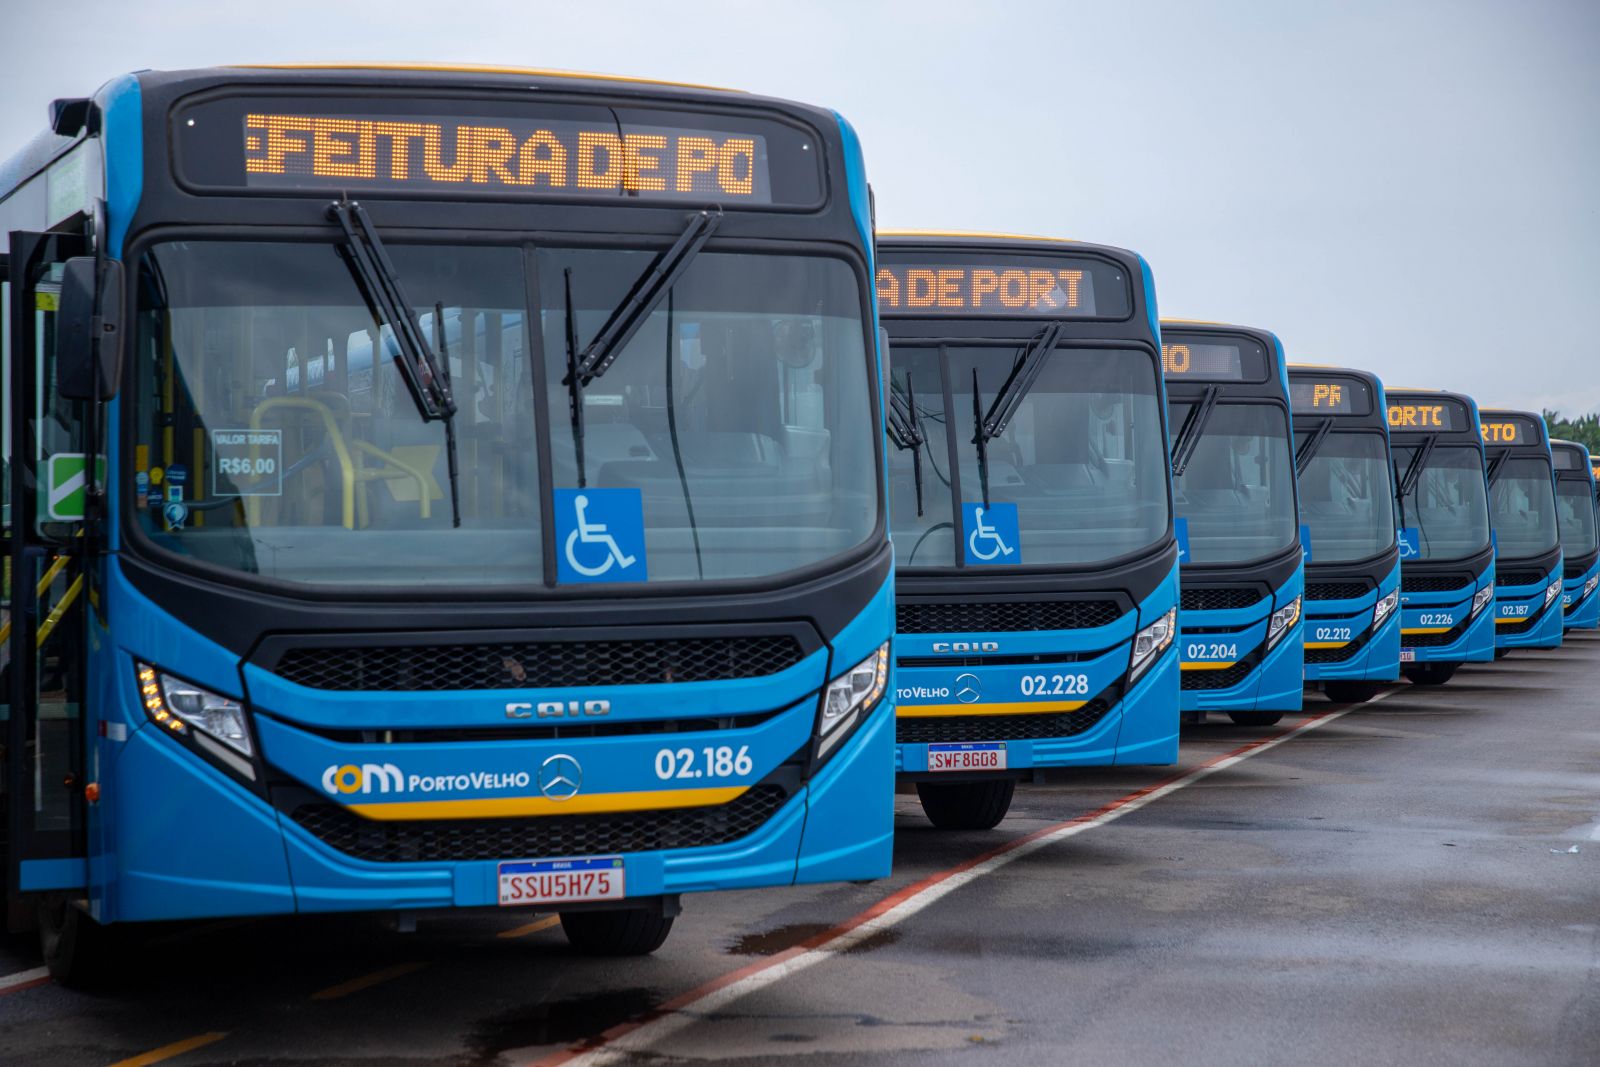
xmin=538 ymin=753 xmax=583 ymax=801
xmin=955 ymin=672 xmax=981 ymax=704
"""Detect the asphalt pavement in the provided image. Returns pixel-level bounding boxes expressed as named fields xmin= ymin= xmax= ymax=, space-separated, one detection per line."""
xmin=3 ymin=635 xmax=1598 ymax=1066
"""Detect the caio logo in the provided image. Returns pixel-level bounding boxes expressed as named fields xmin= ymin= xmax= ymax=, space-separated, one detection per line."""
xmin=321 ymin=763 xmax=404 ymax=795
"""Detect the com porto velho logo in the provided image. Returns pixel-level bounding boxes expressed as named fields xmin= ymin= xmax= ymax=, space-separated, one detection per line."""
xmin=319 ymin=762 xmax=532 ymax=796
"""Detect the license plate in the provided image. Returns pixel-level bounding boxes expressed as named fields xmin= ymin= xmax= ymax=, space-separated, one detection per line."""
xmin=928 ymin=742 xmax=1007 ymax=772
xmin=1400 ymin=649 xmax=1416 ymax=662
xmin=498 ymin=856 xmax=625 ymax=906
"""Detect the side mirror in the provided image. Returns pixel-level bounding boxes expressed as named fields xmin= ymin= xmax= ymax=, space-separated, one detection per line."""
xmin=57 ymin=256 xmax=123 ymax=401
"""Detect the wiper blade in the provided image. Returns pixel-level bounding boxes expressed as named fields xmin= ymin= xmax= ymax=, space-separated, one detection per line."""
xmin=1486 ymin=447 xmax=1511 ymax=486
xmin=566 ymin=209 xmax=720 ymax=389
xmin=979 ymin=323 xmax=1066 ymax=442
xmin=1396 ymin=435 xmax=1437 ymax=501
xmin=1295 ymin=417 xmax=1335 ymax=477
xmin=886 ymin=375 xmax=926 ymax=517
xmin=329 ymin=199 xmax=462 ymax=526
xmin=1170 ymin=385 xmax=1221 ymax=478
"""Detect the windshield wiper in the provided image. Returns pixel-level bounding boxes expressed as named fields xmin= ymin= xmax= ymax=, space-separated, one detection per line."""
xmin=1295 ymin=417 xmax=1335 ymax=477
xmin=1486 ymin=447 xmax=1512 ymax=486
xmin=970 ymin=323 xmax=1066 ymax=507
xmin=329 ymin=198 xmax=463 ymax=527
xmin=1395 ymin=434 xmax=1437 ymax=507
xmin=886 ymin=376 xmax=926 ymax=516
xmin=1169 ymin=385 xmax=1221 ymax=478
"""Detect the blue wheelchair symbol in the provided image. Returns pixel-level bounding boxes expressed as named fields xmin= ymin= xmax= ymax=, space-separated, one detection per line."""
xmin=554 ymin=488 xmax=648 ymax=584
xmin=1398 ymin=526 xmax=1421 ymax=560
xmin=1300 ymin=523 xmax=1314 ymax=564
xmin=962 ymin=502 xmax=1021 ymax=565
xmin=1174 ymin=517 xmax=1191 ymax=564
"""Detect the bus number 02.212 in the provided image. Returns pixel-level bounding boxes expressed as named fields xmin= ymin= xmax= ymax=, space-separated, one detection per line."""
xmin=1019 ymin=673 xmax=1090 ymax=697
xmin=654 ymin=745 xmax=753 ymax=781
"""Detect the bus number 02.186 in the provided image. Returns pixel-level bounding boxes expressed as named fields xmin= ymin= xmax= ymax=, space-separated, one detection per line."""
xmin=1019 ymin=673 xmax=1090 ymax=697
xmin=654 ymin=745 xmax=753 ymax=781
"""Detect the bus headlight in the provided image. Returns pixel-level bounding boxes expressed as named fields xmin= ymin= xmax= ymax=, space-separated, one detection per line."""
xmin=815 ymin=642 xmax=889 ymax=760
xmin=137 ymin=664 xmax=256 ymax=778
xmin=1371 ymin=589 xmax=1399 ymax=629
xmin=1584 ymin=575 xmax=1599 ymax=600
xmin=1266 ymin=597 xmax=1302 ymax=649
xmin=1128 ymin=607 xmax=1177 ymax=682
xmin=1545 ymin=577 xmax=1563 ymax=607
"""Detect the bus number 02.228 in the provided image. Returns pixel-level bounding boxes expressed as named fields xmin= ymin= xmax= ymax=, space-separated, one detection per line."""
xmin=654 ymin=745 xmax=753 ymax=781
xmin=1019 ymin=673 xmax=1090 ymax=697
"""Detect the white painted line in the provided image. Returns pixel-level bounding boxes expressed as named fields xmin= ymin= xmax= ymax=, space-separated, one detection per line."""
xmin=0 ymin=966 xmax=49 ymax=992
xmin=539 ymin=694 xmax=1388 ymax=1066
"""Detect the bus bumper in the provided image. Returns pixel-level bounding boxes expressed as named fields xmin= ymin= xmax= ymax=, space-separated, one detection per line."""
xmin=1303 ymin=608 xmax=1402 ymax=681
xmin=1496 ymin=572 xmax=1564 ymax=649
xmin=1400 ymin=580 xmax=1495 ymax=665
xmin=1561 ymin=563 xmax=1600 ymax=631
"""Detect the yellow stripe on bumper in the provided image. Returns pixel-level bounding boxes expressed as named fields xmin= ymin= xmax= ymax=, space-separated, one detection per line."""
xmin=347 ymin=786 xmax=747 ymax=821
xmin=897 ymin=700 xmax=1087 ymax=718
xmin=1401 ymin=626 xmax=1453 ymax=635
xmin=1181 ymin=660 xmax=1238 ymax=671
xmin=1495 ymin=616 xmax=1531 ymax=626
xmin=1304 ymin=640 xmax=1350 ymax=649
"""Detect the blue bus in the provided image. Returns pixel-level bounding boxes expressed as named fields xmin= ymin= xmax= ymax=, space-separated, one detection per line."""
xmin=1550 ymin=439 xmax=1599 ymax=630
xmin=1386 ymin=389 xmax=1496 ymax=685
xmin=876 ymin=232 xmax=1178 ymax=829
xmin=1480 ymin=409 xmax=1564 ymax=651
xmin=0 ymin=64 xmax=895 ymax=981
xmin=1162 ymin=321 xmax=1303 ymax=726
xmin=1288 ymin=365 xmax=1401 ymax=702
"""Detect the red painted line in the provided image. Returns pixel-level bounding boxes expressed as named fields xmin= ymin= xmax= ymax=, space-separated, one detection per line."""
xmin=531 ymin=708 xmax=1353 ymax=1067
xmin=0 ymin=974 xmax=50 ymax=997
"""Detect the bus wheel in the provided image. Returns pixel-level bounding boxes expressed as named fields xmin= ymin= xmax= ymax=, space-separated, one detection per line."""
xmin=915 ymin=779 xmax=1015 ymax=830
xmin=37 ymin=898 xmax=122 ymax=988
xmin=1323 ymin=680 xmax=1383 ymax=704
xmin=560 ymin=909 xmax=674 ymax=956
xmin=1227 ymin=710 xmax=1284 ymax=726
xmin=1404 ymin=662 xmax=1459 ymax=686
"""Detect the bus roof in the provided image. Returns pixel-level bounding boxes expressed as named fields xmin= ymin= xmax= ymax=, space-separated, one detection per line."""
xmin=877 ymin=228 xmax=1079 ymax=244
xmin=231 ymin=61 xmax=742 ymax=94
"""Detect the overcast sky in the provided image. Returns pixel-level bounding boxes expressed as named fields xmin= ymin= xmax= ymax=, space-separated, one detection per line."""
xmin=6 ymin=0 xmax=1597 ymax=415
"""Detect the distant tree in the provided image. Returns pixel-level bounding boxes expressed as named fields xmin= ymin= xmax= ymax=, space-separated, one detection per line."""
xmin=1543 ymin=409 xmax=1600 ymax=454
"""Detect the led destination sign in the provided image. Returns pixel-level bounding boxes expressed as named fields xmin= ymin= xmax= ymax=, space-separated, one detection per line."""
xmin=1290 ymin=376 xmax=1372 ymax=416
xmin=172 ymin=96 xmax=826 ymax=205
xmin=1387 ymin=400 xmax=1467 ymax=432
xmin=1160 ymin=335 xmax=1269 ymax=382
xmin=1481 ymin=416 xmax=1539 ymax=445
xmin=875 ymin=255 xmax=1131 ymax=318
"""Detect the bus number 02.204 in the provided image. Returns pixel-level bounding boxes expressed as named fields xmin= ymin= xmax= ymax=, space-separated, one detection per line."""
xmin=654 ymin=745 xmax=753 ymax=781
xmin=1019 ymin=673 xmax=1090 ymax=696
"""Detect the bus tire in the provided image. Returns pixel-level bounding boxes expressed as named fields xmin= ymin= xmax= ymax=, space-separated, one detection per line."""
xmin=37 ymin=898 xmax=122 ymax=989
xmin=1404 ymin=662 xmax=1459 ymax=686
xmin=1226 ymin=710 xmax=1284 ymax=726
xmin=560 ymin=909 xmax=674 ymax=956
xmin=1323 ymin=680 xmax=1383 ymax=704
xmin=915 ymin=779 xmax=1015 ymax=830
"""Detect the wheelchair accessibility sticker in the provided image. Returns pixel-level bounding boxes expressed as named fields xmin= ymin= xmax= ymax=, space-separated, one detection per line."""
xmin=1398 ymin=526 xmax=1421 ymax=560
xmin=963 ymin=502 xmax=1021 ymax=565
xmin=555 ymin=488 xmax=648 ymax=583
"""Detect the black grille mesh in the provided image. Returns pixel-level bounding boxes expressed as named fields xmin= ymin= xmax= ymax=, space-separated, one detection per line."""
xmin=1306 ymin=582 xmax=1369 ymax=601
xmin=289 ymin=785 xmax=788 ymax=863
xmin=896 ymin=600 xmax=1122 ymax=634
xmin=1180 ymin=587 xmax=1263 ymax=612
xmin=1181 ymin=659 xmax=1256 ymax=691
xmin=896 ymin=700 xmax=1112 ymax=744
xmin=1404 ymin=615 xmax=1474 ymax=648
xmin=1497 ymin=609 xmax=1546 ymax=635
xmin=273 ymin=636 xmax=805 ymax=691
xmin=1402 ymin=574 xmax=1470 ymax=593
xmin=1498 ymin=570 xmax=1544 ymax=588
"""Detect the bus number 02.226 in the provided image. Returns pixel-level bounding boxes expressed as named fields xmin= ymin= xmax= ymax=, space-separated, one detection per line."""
xmin=1019 ymin=673 xmax=1090 ymax=697
xmin=654 ymin=745 xmax=753 ymax=781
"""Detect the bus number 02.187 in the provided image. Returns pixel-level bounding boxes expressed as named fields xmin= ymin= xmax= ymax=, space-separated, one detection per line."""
xmin=1019 ymin=673 xmax=1090 ymax=697
xmin=654 ymin=745 xmax=753 ymax=781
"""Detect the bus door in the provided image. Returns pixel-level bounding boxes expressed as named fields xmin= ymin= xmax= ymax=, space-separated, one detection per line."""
xmin=3 ymin=230 xmax=95 ymax=909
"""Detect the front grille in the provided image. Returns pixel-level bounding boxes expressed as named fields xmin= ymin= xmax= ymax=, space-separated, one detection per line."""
xmin=1498 ymin=605 xmax=1548 ymax=635
xmin=1498 ymin=570 xmax=1544 ymax=588
xmin=1306 ymin=582 xmax=1369 ymax=601
xmin=896 ymin=699 xmax=1112 ymax=744
xmin=273 ymin=635 xmax=805 ymax=691
xmin=1404 ymin=615 xmax=1474 ymax=648
xmin=289 ymin=785 xmax=788 ymax=863
xmin=896 ymin=599 xmax=1122 ymax=634
xmin=1402 ymin=574 xmax=1469 ymax=593
xmin=1182 ymin=659 xmax=1256 ymax=691
xmin=1564 ymin=561 xmax=1590 ymax=579
xmin=1181 ymin=587 xmax=1263 ymax=612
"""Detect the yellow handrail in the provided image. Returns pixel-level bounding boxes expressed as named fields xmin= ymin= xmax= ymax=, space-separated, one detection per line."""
xmin=249 ymin=397 xmax=357 ymax=529
xmin=35 ymin=574 xmax=83 ymax=646
xmin=351 ymin=440 xmax=434 ymax=520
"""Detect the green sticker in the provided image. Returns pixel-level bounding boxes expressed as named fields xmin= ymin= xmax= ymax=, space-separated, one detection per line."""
xmin=43 ymin=453 xmax=105 ymax=521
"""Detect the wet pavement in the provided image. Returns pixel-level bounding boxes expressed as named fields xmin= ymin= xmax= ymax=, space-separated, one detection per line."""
xmin=3 ymin=635 xmax=1598 ymax=1065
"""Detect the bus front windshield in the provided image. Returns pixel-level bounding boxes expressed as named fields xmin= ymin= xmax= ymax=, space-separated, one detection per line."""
xmin=887 ymin=344 xmax=1169 ymax=567
xmin=131 ymin=240 xmax=878 ymax=588
xmin=1168 ymin=401 xmax=1297 ymax=565
xmin=1488 ymin=456 xmax=1559 ymax=559
xmin=1555 ymin=478 xmax=1598 ymax=556
xmin=1393 ymin=444 xmax=1491 ymax=561
xmin=1296 ymin=430 xmax=1396 ymax=563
